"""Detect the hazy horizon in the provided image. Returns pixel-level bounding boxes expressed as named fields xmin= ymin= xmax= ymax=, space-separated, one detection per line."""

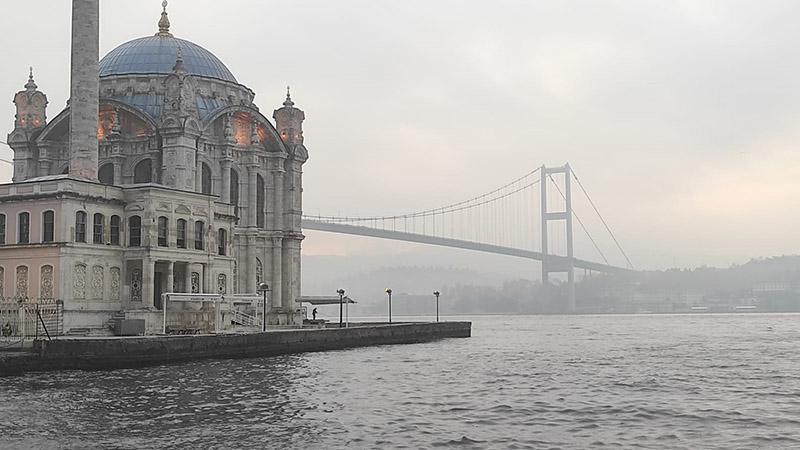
xmin=3 ymin=0 xmax=799 ymax=273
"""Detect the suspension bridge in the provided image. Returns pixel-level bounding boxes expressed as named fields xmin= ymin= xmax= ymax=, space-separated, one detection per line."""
xmin=302 ymin=163 xmax=635 ymax=312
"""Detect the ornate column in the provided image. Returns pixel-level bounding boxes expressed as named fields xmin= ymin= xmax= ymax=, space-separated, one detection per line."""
xmin=247 ymin=164 xmax=258 ymax=227
xmin=273 ymin=171 xmax=284 ymax=231
xmin=195 ymin=160 xmax=202 ymax=193
xmin=37 ymin=144 xmax=53 ymax=177
xmin=202 ymin=263 xmax=211 ymax=294
xmin=109 ymin=118 xmax=124 ymax=184
xmin=143 ymin=258 xmax=155 ymax=309
xmin=246 ymin=235 xmax=255 ymax=294
xmin=184 ymin=263 xmax=192 ymax=293
xmin=112 ymin=159 xmax=123 ymax=184
xmin=166 ymin=261 xmax=174 ymax=294
xmin=271 ymin=237 xmax=282 ymax=308
xmin=221 ymin=160 xmax=231 ymax=204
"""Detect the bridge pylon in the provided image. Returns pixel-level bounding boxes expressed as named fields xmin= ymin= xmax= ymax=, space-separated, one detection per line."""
xmin=540 ymin=164 xmax=576 ymax=313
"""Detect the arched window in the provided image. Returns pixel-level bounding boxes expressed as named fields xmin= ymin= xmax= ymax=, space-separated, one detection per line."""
xmin=98 ymin=164 xmax=115 ymax=185
xmin=201 ymin=163 xmax=212 ymax=195
xmin=93 ymin=213 xmax=105 ymax=244
xmin=0 ymin=214 xmax=7 ymax=245
xmin=43 ymin=211 xmax=55 ymax=243
xmin=134 ymin=159 xmax=152 ymax=184
xmin=194 ymin=221 xmax=205 ymax=250
xmin=129 ymin=216 xmax=142 ymax=247
xmin=110 ymin=215 xmax=121 ymax=245
xmin=18 ymin=212 xmax=30 ymax=244
xmin=176 ymin=219 xmax=187 ymax=248
xmin=74 ymin=212 xmax=87 ymax=243
xmin=230 ymin=169 xmax=239 ymax=217
xmin=217 ymin=228 xmax=227 ymax=256
xmin=256 ymin=174 xmax=265 ymax=228
xmin=158 ymin=216 xmax=168 ymax=247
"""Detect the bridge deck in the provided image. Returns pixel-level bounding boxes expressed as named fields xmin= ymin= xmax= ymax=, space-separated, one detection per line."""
xmin=302 ymin=219 xmax=631 ymax=274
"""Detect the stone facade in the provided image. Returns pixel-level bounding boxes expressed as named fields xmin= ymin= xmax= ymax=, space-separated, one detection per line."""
xmin=1 ymin=3 xmax=308 ymax=332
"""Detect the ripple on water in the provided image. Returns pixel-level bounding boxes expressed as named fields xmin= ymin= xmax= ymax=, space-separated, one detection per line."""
xmin=2 ymin=315 xmax=800 ymax=449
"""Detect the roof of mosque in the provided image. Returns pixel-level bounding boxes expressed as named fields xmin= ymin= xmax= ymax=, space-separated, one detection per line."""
xmin=99 ymin=35 xmax=238 ymax=83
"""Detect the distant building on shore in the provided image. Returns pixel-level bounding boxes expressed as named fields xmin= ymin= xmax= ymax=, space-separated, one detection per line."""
xmin=1 ymin=2 xmax=308 ymax=333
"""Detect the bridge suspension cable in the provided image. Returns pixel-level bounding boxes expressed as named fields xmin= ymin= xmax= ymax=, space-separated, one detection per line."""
xmin=569 ymin=168 xmax=634 ymax=270
xmin=308 ymin=167 xmax=542 ymax=222
xmin=303 ymin=163 xmax=632 ymax=275
xmin=547 ymin=174 xmax=610 ymax=266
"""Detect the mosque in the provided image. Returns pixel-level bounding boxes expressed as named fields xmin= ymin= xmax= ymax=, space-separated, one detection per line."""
xmin=1 ymin=1 xmax=308 ymax=333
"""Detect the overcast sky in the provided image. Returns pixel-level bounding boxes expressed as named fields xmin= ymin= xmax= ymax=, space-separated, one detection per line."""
xmin=2 ymin=0 xmax=799 ymax=271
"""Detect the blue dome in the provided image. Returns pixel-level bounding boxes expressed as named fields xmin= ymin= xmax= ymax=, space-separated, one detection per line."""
xmin=99 ymin=36 xmax=237 ymax=83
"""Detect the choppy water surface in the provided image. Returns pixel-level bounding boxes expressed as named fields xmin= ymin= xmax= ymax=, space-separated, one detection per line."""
xmin=3 ymin=314 xmax=800 ymax=449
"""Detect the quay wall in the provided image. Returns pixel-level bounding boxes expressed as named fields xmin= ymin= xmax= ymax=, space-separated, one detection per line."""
xmin=1 ymin=322 xmax=470 ymax=375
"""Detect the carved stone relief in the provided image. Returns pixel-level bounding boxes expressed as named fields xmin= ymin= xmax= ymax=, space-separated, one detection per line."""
xmin=131 ymin=269 xmax=142 ymax=302
xmin=232 ymin=262 xmax=238 ymax=294
xmin=191 ymin=272 xmax=200 ymax=294
xmin=92 ymin=266 xmax=104 ymax=300
xmin=217 ymin=274 xmax=227 ymax=295
xmin=16 ymin=266 xmax=29 ymax=299
xmin=40 ymin=265 xmax=54 ymax=299
xmin=110 ymin=267 xmax=121 ymax=302
xmin=73 ymin=264 xmax=86 ymax=300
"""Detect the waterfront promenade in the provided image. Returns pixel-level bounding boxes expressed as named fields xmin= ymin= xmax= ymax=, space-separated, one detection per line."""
xmin=0 ymin=321 xmax=471 ymax=376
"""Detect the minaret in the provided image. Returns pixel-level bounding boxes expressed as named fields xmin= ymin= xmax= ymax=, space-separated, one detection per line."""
xmin=272 ymin=88 xmax=308 ymax=322
xmin=69 ymin=0 xmax=100 ymax=180
xmin=9 ymin=68 xmax=49 ymax=181
xmin=273 ymin=87 xmax=305 ymax=145
xmin=13 ymin=68 xmax=48 ymax=130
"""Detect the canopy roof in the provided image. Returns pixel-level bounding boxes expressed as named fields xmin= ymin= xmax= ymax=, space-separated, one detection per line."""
xmin=296 ymin=296 xmax=356 ymax=305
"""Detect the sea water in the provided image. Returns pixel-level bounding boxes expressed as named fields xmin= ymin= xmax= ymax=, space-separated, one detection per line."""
xmin=2 ymin=314 xmax=800 ymax=449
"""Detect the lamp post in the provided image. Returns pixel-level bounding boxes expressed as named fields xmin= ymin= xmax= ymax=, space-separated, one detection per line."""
xmin=337 ymin=289 xmax=345 ymax=328
xmin=258 ymin=282 xmax=269 ymax=332
xmin=433 ymin=291 xmax=440 ymax=322
xmin=385 ymin=288 xmax=393 ymax=324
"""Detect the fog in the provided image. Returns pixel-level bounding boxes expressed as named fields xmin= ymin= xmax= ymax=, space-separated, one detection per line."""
xmin=3 ymin=0 xmax=799 ymax=280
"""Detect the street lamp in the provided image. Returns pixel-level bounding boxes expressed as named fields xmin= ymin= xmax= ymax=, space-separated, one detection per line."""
xmin=433 ymin=291 xmax=440 ymax=322
xmin=337 ymin=289 xmax=345 ymax=328
xmin=258 ymin=282 xmax=269 ymax=332
xmin=385 ymin=288 xmax=393 ymax=324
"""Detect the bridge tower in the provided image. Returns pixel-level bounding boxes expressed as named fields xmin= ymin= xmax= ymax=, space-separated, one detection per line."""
xmin=540 ymin=164 xmax=576 ymax=313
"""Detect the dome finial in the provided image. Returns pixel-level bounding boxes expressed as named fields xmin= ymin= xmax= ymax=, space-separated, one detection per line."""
xmin=284 ymin=86 xmax=295 ymax=107
xmin=157 ymin=0 xmax=173 ymax=37
xmin=25 ymin=67 xmax=38 ymax=92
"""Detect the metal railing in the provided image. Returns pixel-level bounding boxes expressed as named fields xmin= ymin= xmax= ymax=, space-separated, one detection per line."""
xmin=0 ymin=298 xmax=63 ymax=343
xmin=229 ymin=309 xmax=260 ymax=327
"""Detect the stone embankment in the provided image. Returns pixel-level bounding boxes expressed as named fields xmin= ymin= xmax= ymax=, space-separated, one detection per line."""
xmin=0 ymin=322 xmax=471 ymax=376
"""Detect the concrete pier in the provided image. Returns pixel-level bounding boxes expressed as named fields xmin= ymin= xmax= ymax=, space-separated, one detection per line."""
xmin=0 ymin=322 xmax=471 ymax=376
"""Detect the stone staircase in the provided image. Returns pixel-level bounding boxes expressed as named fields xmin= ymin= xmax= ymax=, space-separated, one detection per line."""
xmin=64 ymin=326 xmax=113 ymax=337
xmin=105 ymin=311 xmax=127 ymax=332
xmin=63 ymin=311 xmax=126 ymax=337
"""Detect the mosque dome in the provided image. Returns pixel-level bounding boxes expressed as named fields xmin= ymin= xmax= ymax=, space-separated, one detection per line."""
xmin=99 ymin=35 xmax=237 ymax=83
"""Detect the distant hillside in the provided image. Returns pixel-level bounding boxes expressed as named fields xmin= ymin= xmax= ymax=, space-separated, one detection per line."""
xmin=302 ymin=255 xmax=800 ymax=317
